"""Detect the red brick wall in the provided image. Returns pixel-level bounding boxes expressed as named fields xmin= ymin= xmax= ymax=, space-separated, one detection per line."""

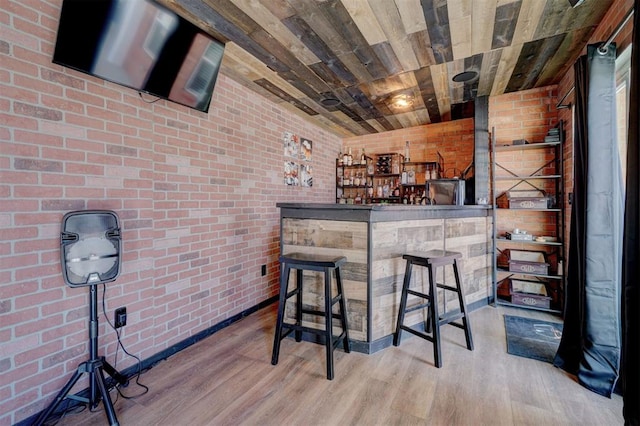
xmin=342 ymin=118 xmax=475 ymax=177
xmin=0 ymin=1 xmax=341 ymax=423
xmin=489 ymin=86 xmax=560 ymax=241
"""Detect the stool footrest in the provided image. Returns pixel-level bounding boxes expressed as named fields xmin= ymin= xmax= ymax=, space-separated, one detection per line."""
xmin=407 ymin=289 xmax=429 ymax=299
xmin=404 ymin=302 xmax=431 ymax=313
xmin=436 ymin=283 xmax=460 ymax=293
xmin=399 ymin=325 xmax=435 ymax=343
xmin=439 ymin=312 xmax=465 ymax=325
xmin=301 ymin=308 xmax=345 ymax=321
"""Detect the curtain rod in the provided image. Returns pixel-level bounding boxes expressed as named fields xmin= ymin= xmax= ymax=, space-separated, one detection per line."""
xmin=557 ymin=6 xmax=635 ymax=109
xmin=557 ymin=86 xmax=574 ymax=109
xmin=598 ymin=7 xmax=635 ymax=54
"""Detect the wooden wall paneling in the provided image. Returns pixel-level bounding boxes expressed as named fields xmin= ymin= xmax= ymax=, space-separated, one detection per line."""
xmin=471 ymin=0 xmax=498 ymax=55
xmin=257 ymin=0 xmax=296 ymax=20
xmin=415 ymin=66 xmax=442 ymax=123
xmin=477 ymin=48 xmax=502 ymax=97
xmin=283 ymin=14 xmax=357 ymax=87
xmin=533 ymin=0 xmax=613 ymax=40
xmin=505 ymin=33 xmax=566 ymax=93
xmin=421 ymin=0 xmax=454 ymax=64
xmin=370 ymin=219 xmax=445 ymax=341
xmin=320 ymin=0 xmax=389 ymax=81
xmin=447 ymin=0 xmax=472 ymax=60
xmin=444 ymin=217 xmax=493 ymax=305
xmin=490 ymin=43 xmax=523 ymax=96
xmin=408 ymin=30 xmax=437 ymax=68
xmin=164 ymin=0 xmax=288 ymax=72
xmin=340 ymin=0 xmax=387 ymax=45
xmin=394 ymin=111 xmax=421 ymax=130
xmin=431 ymin=62 xmax=452 ymax=121
xmin=345 ymin=86 xmax=385 ymax=122
xmin=491 ymin=0 xmax=522 ymax=50
xmin=510 ymin=0 xmax=547 ymax=46
xmin=229 ymin=0 xmax=319 ymax=65
xmin=371 ymin=42 xmax=404 ymax=76
xmin=394 ymin=0 xmax=428 ymax=35
xmin=254 ymin=78 xmax=317 ymax=115
xmin=536 ymin=27 xmax=593 ymax=88
xmin=281 ymin=218 xmax=369 ymax=342
xmin=367 ymin=0 xmax=420 ymax=72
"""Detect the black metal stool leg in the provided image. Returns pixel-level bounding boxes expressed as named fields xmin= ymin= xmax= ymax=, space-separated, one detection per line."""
xmin=453 ymin=259 xmax=474 ymax=351
xmin=394 ymin=259 xmax=413 ymax=346
xmin=295 ymin=269 xmax=303 ymax=342
xmin=324 ymin=266 xmax=334 ymax=380
xmin=427 ymin=264 xmax=442 ymax=368
xmin=335 ymin=266 xmax=350 ymax=353
xmin=271 ymin=263 xmax=290 ymax=365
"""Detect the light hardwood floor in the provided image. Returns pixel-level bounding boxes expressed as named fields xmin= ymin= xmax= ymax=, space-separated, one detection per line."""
xmin=54 ymin=304 xmax=624 ymax=426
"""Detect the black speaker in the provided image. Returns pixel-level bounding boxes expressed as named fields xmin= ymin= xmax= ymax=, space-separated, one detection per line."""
xmin=60 ymin=210 xmax=121 ymax=287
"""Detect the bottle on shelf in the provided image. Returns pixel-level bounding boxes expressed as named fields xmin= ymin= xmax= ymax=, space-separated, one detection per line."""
xmin=376 ymin=183 xmax=383 ymax=198
xmin=347 ymin=147 xmax=353 ymax=166
xmin=382 ymin=179 xmax=390 ymax=198
xmin=338 ymin=149 xmax=343 ymax=166
xmin=392 ymin=156 xmax=400 ymax=174
xmin=367 ymin=158 xmax=374 ymax=175
xmin=393 ymin=180 xmax=400 ymax=197
xmin=360 ymin=148 xmax=366 ymax=165
xmin=404 ymin=140 xmax=410 ymax=162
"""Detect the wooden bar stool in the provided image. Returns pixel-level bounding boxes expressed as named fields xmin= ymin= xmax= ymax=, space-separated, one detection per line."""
xmin=271 ymin=252 xmax=350 ymax=380
xmin=393 ymin=249 xmax=474 ymax=367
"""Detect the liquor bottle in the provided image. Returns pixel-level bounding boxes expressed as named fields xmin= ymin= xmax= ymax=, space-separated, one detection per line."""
xmin=392 ymin=156 xmax=400 ymax=174
xmin=376 ymin=183 xmax=383 ymax=198
xmin=342 ymin=148 xmax=348 ymax=165
xmin=338 ymin=149 xmax=343 ymax=165
xmin=347 ymin=147 xmax=353 ymax=166
xmin=360 ymin=148 xmax=366 ymax=165
xmin=382 ymin=179 xmax=390 ymax=198
xmin=393 ymin=180 xmax=400 ymax=197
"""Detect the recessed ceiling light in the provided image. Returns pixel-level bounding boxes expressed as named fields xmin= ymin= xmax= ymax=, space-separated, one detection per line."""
xmin=452 ymin=70 xmax=479 ymax=83
xmin=320 ymin=97 xmax=341 ymax=107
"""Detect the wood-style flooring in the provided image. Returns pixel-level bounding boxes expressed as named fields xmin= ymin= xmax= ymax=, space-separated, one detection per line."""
xmin=54 ymin=304 xmax=624 ymax=426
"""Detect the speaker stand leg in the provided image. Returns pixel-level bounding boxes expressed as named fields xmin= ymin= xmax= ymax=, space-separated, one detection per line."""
xmin=33 ymin=284 xmax=128 ymax=426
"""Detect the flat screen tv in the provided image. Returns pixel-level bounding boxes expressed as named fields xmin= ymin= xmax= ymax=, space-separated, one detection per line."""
xmin=53 ymin=0 xmax=225 ymax=113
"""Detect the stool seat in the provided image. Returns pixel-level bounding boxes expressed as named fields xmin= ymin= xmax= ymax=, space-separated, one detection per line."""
xmin=403 ymin=250 xmax=462 ymax=267
xmin=271 ymin=252 xmax=350 ymax=380
xmin=394 ymin=250 xmax=473 ymax=367
xmin=279 ymin=253 xmax=347 ymax=269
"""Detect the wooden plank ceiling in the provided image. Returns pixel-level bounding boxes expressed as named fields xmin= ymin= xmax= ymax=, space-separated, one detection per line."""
xmin=158 ymin=0 xmax=613 ymax=137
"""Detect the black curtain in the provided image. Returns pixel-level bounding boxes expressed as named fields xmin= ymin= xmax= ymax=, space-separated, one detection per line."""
xmin=622 ymin=3 xmax=640 ymax=424
xmin=554 ymin=44 xmax=623 ymax=398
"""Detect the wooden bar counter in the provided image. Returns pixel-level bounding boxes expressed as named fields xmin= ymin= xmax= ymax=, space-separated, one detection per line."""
xmin=277 ymin=203 xmax=493 ymax=353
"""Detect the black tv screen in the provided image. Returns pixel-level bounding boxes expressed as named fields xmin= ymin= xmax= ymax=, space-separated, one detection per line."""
xmin=53 ymin=0 xmax=225 ymax=113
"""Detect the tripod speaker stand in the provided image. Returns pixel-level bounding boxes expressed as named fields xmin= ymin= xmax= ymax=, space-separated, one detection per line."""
xmin=34 ymin=284 xmax=129 ymax=426
xmin=34 ymin=210 xmax=128 ymax=425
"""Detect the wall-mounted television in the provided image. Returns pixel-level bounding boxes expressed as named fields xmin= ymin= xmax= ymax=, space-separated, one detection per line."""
xmin=53 ymin=0 xmax=225 ymax=113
